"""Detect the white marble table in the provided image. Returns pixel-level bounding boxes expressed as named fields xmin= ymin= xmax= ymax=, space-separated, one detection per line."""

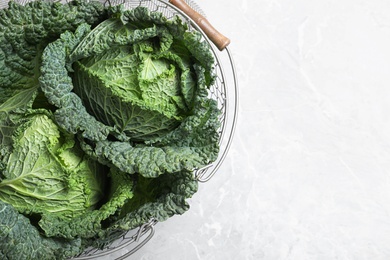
xmin=128 ymin=0 xmax=390 ymax=259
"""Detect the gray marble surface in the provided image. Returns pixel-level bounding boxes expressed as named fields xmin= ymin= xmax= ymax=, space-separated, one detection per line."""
xmin=128 ymin=0 xmax=390 ymax=259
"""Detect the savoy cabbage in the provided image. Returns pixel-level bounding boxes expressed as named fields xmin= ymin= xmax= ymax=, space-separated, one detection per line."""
xmin=0 ymin=1 xmax=219 ymax=259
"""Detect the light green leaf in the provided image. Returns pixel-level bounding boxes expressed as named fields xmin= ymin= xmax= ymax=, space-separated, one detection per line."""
xmin=0 ymin=113 xmax=105 ymax=217
xmin=0 ymin=87 xmax=37 ymax=113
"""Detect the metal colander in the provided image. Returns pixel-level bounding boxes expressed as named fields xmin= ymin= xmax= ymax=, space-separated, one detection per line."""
xmin=0 ymin=0 xmax=238 ymax=258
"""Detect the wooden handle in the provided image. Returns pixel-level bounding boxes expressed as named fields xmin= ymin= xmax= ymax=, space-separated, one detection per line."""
xmin=169 ymin=0 xmax=231 ymax=51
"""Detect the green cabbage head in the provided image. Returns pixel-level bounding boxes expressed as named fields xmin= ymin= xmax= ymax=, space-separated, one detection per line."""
xmin=39 ymin=5 xmax=221 ymax=178
xmin=0 ymin=112 xmax=106 ymax=217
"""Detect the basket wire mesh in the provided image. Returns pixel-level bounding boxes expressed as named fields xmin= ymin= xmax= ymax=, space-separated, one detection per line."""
xmin=0 ymin=0 xmax=238 ymax=258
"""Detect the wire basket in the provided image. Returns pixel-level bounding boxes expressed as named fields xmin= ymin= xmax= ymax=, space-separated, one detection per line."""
xmin=0 ymin=0 xmax=238 ymax=258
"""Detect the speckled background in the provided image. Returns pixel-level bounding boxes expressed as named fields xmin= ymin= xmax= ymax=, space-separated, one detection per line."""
xmin=129 ymin=0 xmax=390 ymax=259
